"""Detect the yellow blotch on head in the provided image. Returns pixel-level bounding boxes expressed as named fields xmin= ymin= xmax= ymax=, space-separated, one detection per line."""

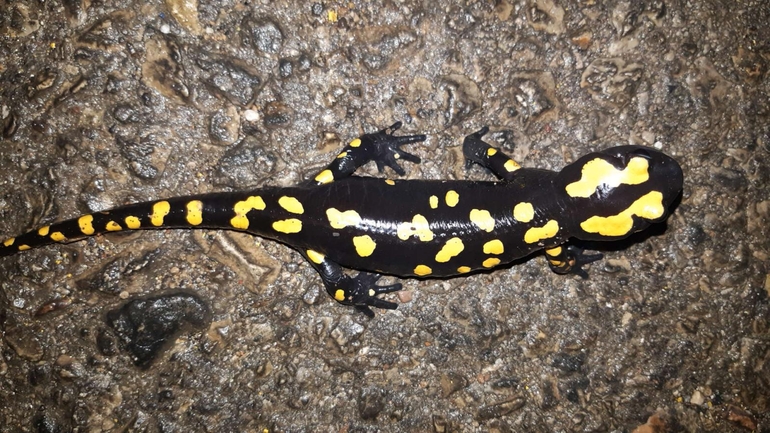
xmin=397 ymin=214 xmax=434 ymax=242
xmin=487 ymin=147 xmax=498 ymax=156
xmin=414 ymin=264 xmax=432 ymax=276
xmin=315 ymin=169 xmax=334 ymax=185
xmin=469 ymin=209 xmax=495 ymax=232
xmin=326 ymin=208 xmax=362 ymax=229
xmin=50 ymin=232 xmax=66 ymax=242
xmin=334 ymin=289 xmax=346 ymax=302
xmin=306 ymin=249 xmax=325 ymax=264
xmin=18 ymin=244 xmax=31 ymax=251
xmin=513 ymin=202 xmax=534 ymax=223
xmin=385 ymin=179 xmax=396 ymax=185
xmin=349 ymin=138 xmax=361 ymax=148
xmin=336 ymin=151 xmax=348 ymax=159
xmin=483 ymin=239 xmax=504 ymax=255
xmin=524 ymin=220 xmax=559 ymax=244
xmin=457 ymin=266 xmax=472 ymax=273
xmin=482 ymin=257 xmax=500 ymax=268
xmin=429 ymin=195 xmax=439 ymax=209
xmin=125 ymin=216 xmax=141 ymax=229
xmin=231 ymin=196 xmax=266 ymax=230
xmin=580 ymin=191 xmax=665 ymax=237
xmin=3 ymin=237 xmax=15 ymax=246
xmin=78 ymin=215 xmax=95 ymax=235
xmin=445 ymin=190 xmax=459 ymax=207
xmin=106 ymin=221 xmax=123 ymax=231
xmin=150 ymin=201 xmax=171 ymax=227
xmin=353 ymin=235 xmax=377 ymax=257
xmin=278 ymin=196 xmax=304 ymax=215
xmin=435 ymin=237 xmax=464 ymax=263
xmin=566 ymin=156 xmax=650 ymax=198
xmin=272 ymin=219 xmax=303 ymax=234
xmin=38 ymin=226 xmax=50 ymax=236
xmin=504 ymin=159 xmax=520 ymax=172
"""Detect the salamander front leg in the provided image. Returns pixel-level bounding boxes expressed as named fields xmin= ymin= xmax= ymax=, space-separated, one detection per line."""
xmin=462 ymin=126 xmax=522 ymax=181
xmin=544 ymin=245 xmax=604 ymax=278
xmin=303 ymin=249 xmax=399 ymax=317
xmin=311 ymin=122 xmax=426 ymax=185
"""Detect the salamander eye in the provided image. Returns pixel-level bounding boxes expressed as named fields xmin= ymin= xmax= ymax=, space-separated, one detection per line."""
xmin=630 ymin=148 xmax=652 ymax=160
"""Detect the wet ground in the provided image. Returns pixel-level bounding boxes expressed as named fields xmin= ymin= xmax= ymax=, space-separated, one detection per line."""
xmin=1 ymin=0 xmax=769 ymax=431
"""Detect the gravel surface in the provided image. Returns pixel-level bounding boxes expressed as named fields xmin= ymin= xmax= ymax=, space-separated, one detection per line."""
xmin=1 ymin=1 xmax=769 ymax=431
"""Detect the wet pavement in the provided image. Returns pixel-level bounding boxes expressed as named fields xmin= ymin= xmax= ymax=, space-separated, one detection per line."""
xmin=1 ymin=1 xmax=769 ymax=431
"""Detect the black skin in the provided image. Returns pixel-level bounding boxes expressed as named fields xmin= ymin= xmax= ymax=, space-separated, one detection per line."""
xmin=1 ymin=123 xmax=684 ymax=317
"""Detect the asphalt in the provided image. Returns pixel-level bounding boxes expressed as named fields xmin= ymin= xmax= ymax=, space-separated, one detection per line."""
xmin=1 ymin=1 xmax=768 ymax=431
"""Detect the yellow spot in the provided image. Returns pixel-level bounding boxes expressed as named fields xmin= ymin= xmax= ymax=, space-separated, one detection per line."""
xmin=504 ymin=159 xmax=520 ymax=172
xmin=545 ymin=246 xmax=562 ymax=257
xmin=327 ymin=9 xmax=338 ymax=23
xmin=397 ymin=214 xmax=434 ymax=242
xmin=150 ymin=201 xmax=171 ymax=227
xmin=38 ymin=226 xmax=50 ymax=236
xmin=18 ymin=244 xmax=31 ymax=251
xmin=566 ymin=156 xmax=650 ymax=198
xmin=457 ymin=266 xmax=472 ymax=273
xmin=186 ymin=200 xmax=204 ymax=226
xmin=106 ymin=221 xmax=123 ymax=231
xmin=414 ymin=264 xmax=432 ymax=276
xmin=483 ymin=239 xmax=504 ymax=255
xmin=326 ymin=208 xmax=362 ymax=229
xmin=51 ymin=232 xmax=66 ymax=242
xmin=385 ymin=179 xmax=396 ymax=185
xmin=445 ymin=190 xmax=459 ymax=207
xmin=483 ymin=257 xmax=501 ymax=268
xmin=125 ymin=216 xmax=141 ymax=229
xmin=306 ymin=249 xmax=325 ymax=264
xmin=278 ymin=196 xmax=304 ymax=215
xmin=3 ymin=237 xmax=15 ymax=246
xmin=580 ymin=191 xmax=665 ymax=236
xmin=78 ymin=215 xmax=95 ymax=235
xmin=435 ymin=237 xmax=464 ymax=263
xmin=487 ymin=147 xmax=498 ymax=156
xmin=513 ymin=202 xmax=535 ymax=223
xmin=315 ymin=169 xmax=334 ymax=184
xmin=349 ymin=138 xmax=361 ymax=148
xmin=337 ymin=151 xmax=348 ymax=159
xmin=231 ymin=196 xmax=266 ymax=230
xmin=353 ymin=235 xmax=377 ymax=257
xmin=429 ymin=195 xmax=439 ymax=209
xmin=334 ymin=289 xmax=345 ymax=302
xmin=524 ymin=220 xmax=560 ymax=244
xmin=469 ymin=209 xmax=495 ymax=232
xmin=272 ymin=219 xmax=303 ymax=234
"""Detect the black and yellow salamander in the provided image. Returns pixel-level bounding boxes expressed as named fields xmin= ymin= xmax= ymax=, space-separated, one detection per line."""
xmin=0 ymin=123 xmax=684 ymax=316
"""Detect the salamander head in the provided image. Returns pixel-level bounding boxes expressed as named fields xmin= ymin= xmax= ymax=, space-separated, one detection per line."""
xmin=555 ymin=145 xmax=684 ymax=241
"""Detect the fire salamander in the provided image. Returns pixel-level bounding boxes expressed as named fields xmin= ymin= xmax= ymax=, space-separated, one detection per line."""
xmin=0 ymin=123 xmax=683 ymax=316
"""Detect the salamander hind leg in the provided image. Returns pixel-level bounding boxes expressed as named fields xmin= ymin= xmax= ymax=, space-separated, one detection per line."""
xmin=311 ymin=122 xmax=425 ymax=185
xmin=462 ymin=126 xmax=522 ymax=180
xmin=303 ymin=249 xmax=400 ymax=317
xmin=544 ymin=245 xmax=604 ymax=278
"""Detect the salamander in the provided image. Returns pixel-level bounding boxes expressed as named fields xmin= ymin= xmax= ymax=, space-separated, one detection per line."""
xmin=0 ymin=123 xmax=684 ymax=316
